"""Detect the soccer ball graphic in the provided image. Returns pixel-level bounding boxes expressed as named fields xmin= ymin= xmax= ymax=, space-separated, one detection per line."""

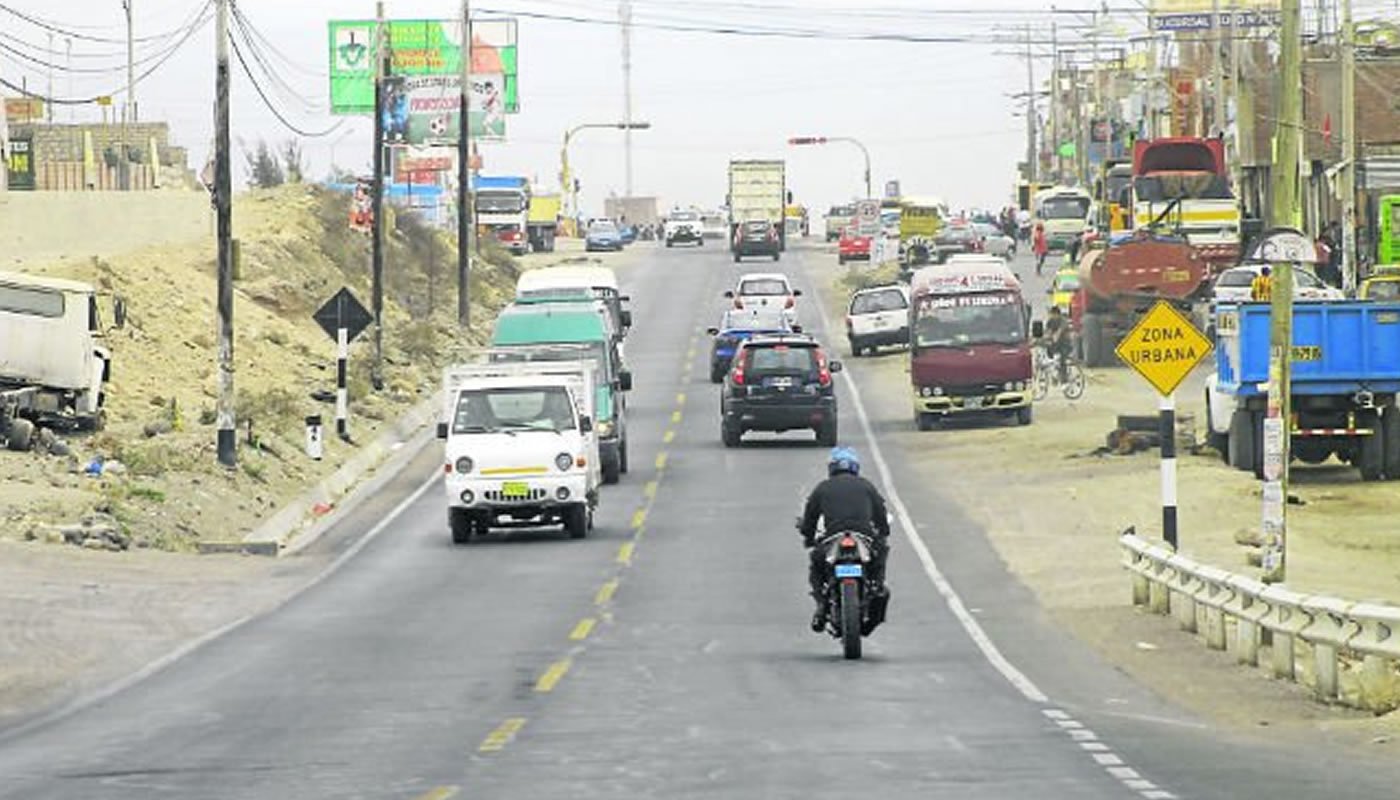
xmin=428 ymin=115 xmax=450 ymax=137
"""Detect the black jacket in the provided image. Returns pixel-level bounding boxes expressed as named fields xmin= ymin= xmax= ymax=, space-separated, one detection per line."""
xmin=800 ymin=472 xmax=891 ymax=544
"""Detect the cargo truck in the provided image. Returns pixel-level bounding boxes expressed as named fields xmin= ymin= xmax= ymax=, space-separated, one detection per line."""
xmin=1205 ymin=301 xmax=1400 ymax=481
xmin=1132 ymin=137 xmax=1242 ymax=272
xmin=474 ymin=175 xmax=531 ymax=255
xmin=1 ymin=271 xmax=120 ymax=449
xmin=728 ymin=160 xmax=787 ymax=256
xmin=1072 ymin=231 xmax=1211 ymax=367
xmin=527 ymin=193 xmax=561 ymax=253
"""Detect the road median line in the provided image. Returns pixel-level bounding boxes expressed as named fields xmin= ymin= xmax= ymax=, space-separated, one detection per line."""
xmin=478 ymin=717 xmax=527 ymax=752
xmin=534 ymin=659 xmax=573 ymax=693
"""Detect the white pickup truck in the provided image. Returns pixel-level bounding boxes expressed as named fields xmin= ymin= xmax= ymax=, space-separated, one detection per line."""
xmin=438 ymin=360 xmax=602 ymax=544
xmin=1 ymin=271 xmax=120 ymax=450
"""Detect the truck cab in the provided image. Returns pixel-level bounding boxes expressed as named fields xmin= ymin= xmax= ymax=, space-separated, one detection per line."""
xmin=439 ymin=362 xmax=601 ymax=543
xmin=1131 ymin=137 xmax=1241 ymax=270
xmin=474 ymin=176 xmax=531 ymax=255
xmin=907 ymin=262 xmax=1034 ymax=430
xmin=0 ymin=270 xmax=117 ymax=438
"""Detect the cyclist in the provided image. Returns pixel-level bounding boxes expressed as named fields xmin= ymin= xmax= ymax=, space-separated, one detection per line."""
xmin=1043 ymin=306 xmax=1071 ymax=383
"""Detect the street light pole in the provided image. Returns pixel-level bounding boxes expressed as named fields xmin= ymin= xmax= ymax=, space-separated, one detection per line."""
xmin=787 ymin=136 xmax=871 ymax=198
xmin=560 ymin=121 xmax=652 ymax=225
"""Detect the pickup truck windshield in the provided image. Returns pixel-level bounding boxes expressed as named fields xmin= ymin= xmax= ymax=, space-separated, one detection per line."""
xmin=913 ymin=294 xmax=1024 ymax=348
xmin=452 ymin=386 xmax=576 ymax=434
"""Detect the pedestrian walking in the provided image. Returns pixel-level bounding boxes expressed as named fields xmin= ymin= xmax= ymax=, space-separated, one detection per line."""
xmin=1033 ymin=222 xmax=1049 ymax=276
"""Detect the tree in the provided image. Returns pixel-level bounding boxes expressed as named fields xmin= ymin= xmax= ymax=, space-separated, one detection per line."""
xmin=281 ymin=139 xmax=305 ymax=184
xmin=241 ymin=138 xmax=283 ymax=189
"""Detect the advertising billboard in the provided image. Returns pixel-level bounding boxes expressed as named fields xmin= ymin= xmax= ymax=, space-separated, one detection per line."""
xmin=329 ymin=19 xmax=517 ymax=117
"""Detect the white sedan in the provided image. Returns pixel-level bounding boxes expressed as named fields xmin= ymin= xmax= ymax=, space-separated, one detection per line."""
xmin=1211 ymin=264 xmax=1343 ymax=303
xmin=973 ymin=223 xmax=1017 ymax=258
xmin=725 ymin=272 xmax=801 ymax=326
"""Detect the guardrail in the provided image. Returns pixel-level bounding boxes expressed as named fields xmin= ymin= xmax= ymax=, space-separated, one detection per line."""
xmin=1121 ymin=529 xmax=1400 ymax=712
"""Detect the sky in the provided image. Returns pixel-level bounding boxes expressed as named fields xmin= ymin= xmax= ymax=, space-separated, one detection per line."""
xmin=0 ymin=0 xmax=1144 ymax=213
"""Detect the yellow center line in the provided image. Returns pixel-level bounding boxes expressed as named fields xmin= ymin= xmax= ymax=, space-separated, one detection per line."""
xmin=478 ymin=717 xmax=528 ymax=752
xmin=687 ymin=347 xmax=697 ymax=360
xmin=643 ymin=480 xmax=658 ymax=498
xmin=413 ymin=788 xmax=460 ymax=800
xmin=676 ymin=392 xmax=687 ymax=406
xmin=631 ymin=508 xmax=648 ymax=529
xmin=663 ymin=429 xmax=676 ymax=444
xmin=617 ymin=541 xmax=635 ymax=565
xmin=655 ymin=451 xmax=669 ymax=471
xmin=595 ymin=578 xmax=619 ymax=606
xmin=535 ymin=658 xmax=573 ymax=693
xmin=570 ymin=617 xmax=597 ymax=641
xmin=671 ymin=410 xmax=682 ymax=424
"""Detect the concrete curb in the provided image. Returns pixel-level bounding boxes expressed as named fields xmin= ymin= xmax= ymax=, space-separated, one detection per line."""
xmin=237 ymin=392 xmax=441 ymax=556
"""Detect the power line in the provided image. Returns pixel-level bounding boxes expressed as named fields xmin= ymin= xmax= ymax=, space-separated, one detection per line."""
xmin=0 ymin=0 xmax=212 ymax=104
xmin=0 ymin=0 xmax=210 ymax=46
xmin=228 ymin=22 xmax=344 ymax=138
xmin=229 ymin=7 xmax=327 ymax=113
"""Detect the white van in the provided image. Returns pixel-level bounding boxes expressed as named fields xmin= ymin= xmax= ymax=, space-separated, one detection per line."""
xmin=516 ymin=265 xmax=632 ymax=339
xmin=438 ymin=359 xmax=602 ymax=543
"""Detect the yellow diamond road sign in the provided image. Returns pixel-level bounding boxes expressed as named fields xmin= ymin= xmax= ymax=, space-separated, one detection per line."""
xmin=1114 ymin=300 xmax=1214 ymax=396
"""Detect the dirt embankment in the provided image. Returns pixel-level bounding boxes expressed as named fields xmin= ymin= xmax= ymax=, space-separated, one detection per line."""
xmin=1 ymin=185 xmax=521 ymax=551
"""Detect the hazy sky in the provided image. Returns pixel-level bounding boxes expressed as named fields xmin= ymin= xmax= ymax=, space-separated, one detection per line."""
xmin=0 ymin=0 xmax=1108 ymax=212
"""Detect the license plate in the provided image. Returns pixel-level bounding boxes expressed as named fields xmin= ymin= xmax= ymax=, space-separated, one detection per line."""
xmin=834 ymin=563 xmax=863 ymax=578
xmin=964 ymin=396 xmax=984 ymax=409
xmin=873 ymin=316 xmax=888 ymax=328
xmin=501 ymin=481 xmax=530 ymax=498
xmin=769 ymin=377 xmax=793 ymax=389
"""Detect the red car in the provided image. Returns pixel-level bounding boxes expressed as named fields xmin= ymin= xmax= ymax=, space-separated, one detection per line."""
xmin=838 ymin=228 xmax=872 ymax=264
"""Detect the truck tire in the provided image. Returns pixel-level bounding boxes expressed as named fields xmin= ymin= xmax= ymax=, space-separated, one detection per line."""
xmin=1358 ymin=410 xmax=1385 ymax=481
xmin=1227 ymin=409 xmax=1256 ymax=474
xmin=564 ymin=505 xmax=588 ymax=539
xmin=449 ymin=508 xmax=474 ymax=545
xmin=5 ymin=418 xmax=34 ymax=452
xmin=1204 ymin=388 xmax=1229 ymax=462
xmin=1384 ymin=406 xmax=1400 ymax=480
xmin=602 ymin=450 xmax=622 ymax=484
xmin=1081 ymin=313 xmax=1105 ymax=368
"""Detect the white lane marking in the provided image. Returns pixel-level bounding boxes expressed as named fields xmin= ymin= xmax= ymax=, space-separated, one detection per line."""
xmin=807 ymin=274 xmax=1174 ymax=800
xmin=0 ymin=472 xmax=441 ymax=745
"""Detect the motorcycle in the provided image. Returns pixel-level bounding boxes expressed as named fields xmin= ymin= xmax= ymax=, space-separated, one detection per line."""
xmin=811 ymin=527 xmax=888 ymax=659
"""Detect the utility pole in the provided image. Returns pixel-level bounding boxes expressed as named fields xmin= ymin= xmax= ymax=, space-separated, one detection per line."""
xmin=1210 ymin=0 xmax=1225 ymax=137
xmin=1025 ymin=25 xmax=1037 ymax=184
xmin=214 ymin=0 xmax=235 ymax=467
xmin=46 ymin=32 xmax=54 ymax=124
xmin=1072 ymin=66 xmax=1086 ymax=185
xmin=620 ymin=0 xmax=634 ymax=198
xmin=1050 ymin=21 xmax=1060 ymax=182
xmin=1339 ymin=0 xmax=1358 ymax=292
xmin=124 ymin=0 xmax=135 ymax=121
xmin=1261 ymin=0 xmax=1303 ymax=584
xmin=457 ymin=0 xmax=472 ymax=327
xmin=370 ymin=2 xmax=386 ymax=390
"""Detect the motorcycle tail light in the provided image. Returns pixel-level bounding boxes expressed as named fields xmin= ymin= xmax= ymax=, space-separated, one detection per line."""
xmin=840 ymin=536 xmax=856 ymax=548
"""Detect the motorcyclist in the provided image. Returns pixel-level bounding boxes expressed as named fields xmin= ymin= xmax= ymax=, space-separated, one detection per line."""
xmin=798 ymin=447 xmax=891 ymax=632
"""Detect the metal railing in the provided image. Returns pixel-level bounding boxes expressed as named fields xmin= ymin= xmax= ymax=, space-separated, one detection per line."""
xmin=1121 ymin=529 xmax=1400 ymax=711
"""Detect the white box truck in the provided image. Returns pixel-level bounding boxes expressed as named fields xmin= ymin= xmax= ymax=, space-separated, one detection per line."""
xmin=437 ymin=357 xmax=602 ymax=544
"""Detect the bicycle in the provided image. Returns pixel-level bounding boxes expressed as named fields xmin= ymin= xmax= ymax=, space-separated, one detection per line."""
xmin=1032 ymin=343 xmax=1086 ymax=400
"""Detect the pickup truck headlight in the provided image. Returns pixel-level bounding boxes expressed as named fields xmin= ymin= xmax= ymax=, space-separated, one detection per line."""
xmin=597 ymin=420 xmax=616 ymax=439
xmin=555 ymin=452 xmax=574 ymax=471
xmin=455 ymin=456 xmax=473 ymax=474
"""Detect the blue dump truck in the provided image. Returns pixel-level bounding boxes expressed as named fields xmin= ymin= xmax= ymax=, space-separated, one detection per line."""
xmin=1205 ymin=301 xmax=1400 ymax=481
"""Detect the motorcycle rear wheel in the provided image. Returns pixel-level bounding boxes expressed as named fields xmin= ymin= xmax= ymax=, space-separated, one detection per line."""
xmin=840 ymin=580 xmax=862 ymax=660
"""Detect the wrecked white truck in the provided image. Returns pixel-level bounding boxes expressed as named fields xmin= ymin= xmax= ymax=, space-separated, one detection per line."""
xmin=0 ymin=270 xmax=122 ymax=450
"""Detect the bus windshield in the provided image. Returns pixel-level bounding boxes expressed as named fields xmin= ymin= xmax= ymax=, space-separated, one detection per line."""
xmin=913 ymin=293 xmax=1024 ymax=348
xmin=1039 ymin=196 xmax=1090 ymax=220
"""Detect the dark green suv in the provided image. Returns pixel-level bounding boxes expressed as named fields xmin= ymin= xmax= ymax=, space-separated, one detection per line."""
xmin=720 ymin=334 xmax=841 ymax=447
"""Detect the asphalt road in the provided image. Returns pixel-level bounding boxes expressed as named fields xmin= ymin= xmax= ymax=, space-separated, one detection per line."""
xmin=2 ymin=239 xmax=1397 ymax=799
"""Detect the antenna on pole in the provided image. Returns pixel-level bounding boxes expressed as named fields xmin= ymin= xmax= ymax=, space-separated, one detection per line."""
xmin=620 ymin=0 xmax=634 ymax=198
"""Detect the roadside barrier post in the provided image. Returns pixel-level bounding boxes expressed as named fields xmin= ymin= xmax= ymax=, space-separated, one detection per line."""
xmin=1159 ymin=391 xmax=1178 ymax=549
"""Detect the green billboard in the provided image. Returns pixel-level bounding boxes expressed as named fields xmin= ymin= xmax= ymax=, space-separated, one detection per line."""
xmin=328 ymin=19 xmax=517 ymax=117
